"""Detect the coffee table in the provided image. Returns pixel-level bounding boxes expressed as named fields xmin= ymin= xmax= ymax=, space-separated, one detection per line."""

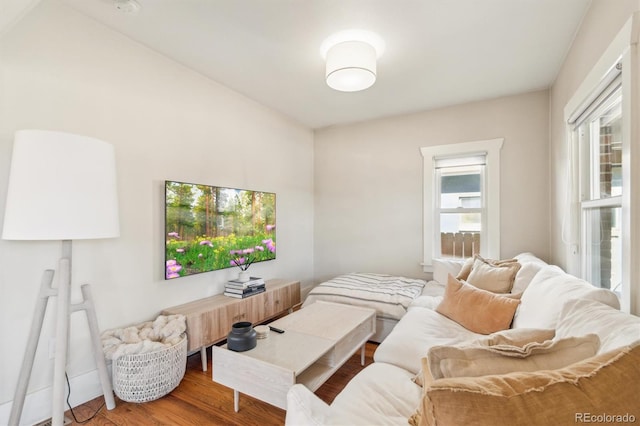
xmin=212 ymin=300 xmax=376 ymax=412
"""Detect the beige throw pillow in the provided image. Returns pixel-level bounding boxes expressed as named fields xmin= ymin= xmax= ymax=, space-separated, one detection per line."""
xmin=455 ymin=256 xmax=475 ymax=281
xmin=428 ymin=334 xmax=600 ymax=380
xmin=466 ymin=255 xmax=521 ymax=293
xmin=416 ymin=343 xmax=640 ymax=426
xmin=435 ymin=275 xmax=520 ymax=335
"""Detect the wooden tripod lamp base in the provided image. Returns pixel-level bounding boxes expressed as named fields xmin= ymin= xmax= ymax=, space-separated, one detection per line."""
xmin=9 ymin=245 xmax=115 ymax=426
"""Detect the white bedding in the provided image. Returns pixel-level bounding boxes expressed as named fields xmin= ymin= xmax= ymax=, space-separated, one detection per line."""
xmin=303 ymin=273 xmax=428 ymax=320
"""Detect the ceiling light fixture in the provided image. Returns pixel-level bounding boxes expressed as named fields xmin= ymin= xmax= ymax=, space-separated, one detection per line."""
xmin=114 ymin=0 xmax=141 ymax=14
xmin=321 ymin=30 xmax=385 ymax=92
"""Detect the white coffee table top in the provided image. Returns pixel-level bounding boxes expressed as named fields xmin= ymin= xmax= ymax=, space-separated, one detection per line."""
xmin=270 ymin=300 xmax=376 ymax=341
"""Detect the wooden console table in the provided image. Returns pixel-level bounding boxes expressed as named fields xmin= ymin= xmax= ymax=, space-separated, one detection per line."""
xmin=162 ymin=278 xmax=301 ymax=371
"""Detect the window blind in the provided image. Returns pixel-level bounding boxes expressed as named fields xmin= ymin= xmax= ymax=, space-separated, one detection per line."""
xmin=568 ymin=67 xmax=621 ymax=129
xmin=434 ymin=153 xmax=486 ymax=169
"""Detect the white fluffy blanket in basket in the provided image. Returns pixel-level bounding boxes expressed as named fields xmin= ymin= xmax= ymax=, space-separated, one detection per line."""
xmin=101 ymin=314 xmax=186 ymax=361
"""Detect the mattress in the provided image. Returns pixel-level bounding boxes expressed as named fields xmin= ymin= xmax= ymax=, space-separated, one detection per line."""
xmin=303 ymin=273 xmax=427 ymax=320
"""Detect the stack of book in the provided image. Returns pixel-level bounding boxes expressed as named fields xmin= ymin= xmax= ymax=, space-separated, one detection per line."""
xmin=224 ymin=277 xmax=266 ymax=298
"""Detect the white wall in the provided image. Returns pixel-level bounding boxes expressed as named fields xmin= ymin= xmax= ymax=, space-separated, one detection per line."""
xmin=0 ymin=1 xmax=314 ymax=423
xmin=549 ymin=0 xmax=640 ymax=311
xmin=314 ymin=90 xmax=550 ymax=283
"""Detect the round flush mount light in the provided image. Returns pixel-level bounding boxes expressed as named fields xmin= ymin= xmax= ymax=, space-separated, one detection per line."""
xmin=114 ymin=0 xmax=141 ymax=14
xmin=321 ymin=30 xmax=385 ymax=92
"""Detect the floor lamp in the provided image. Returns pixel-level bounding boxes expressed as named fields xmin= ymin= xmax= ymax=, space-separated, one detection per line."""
xmin=2 ymin=130 xmax=120 ymax=426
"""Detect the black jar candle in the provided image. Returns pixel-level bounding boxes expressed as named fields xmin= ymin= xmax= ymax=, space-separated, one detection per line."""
xmin=227 ymin=321 xmax=257 ymax=352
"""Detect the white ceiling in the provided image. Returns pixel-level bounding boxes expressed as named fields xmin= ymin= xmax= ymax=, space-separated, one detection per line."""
xmin=32 ymin=0 xmax=593 ymax=128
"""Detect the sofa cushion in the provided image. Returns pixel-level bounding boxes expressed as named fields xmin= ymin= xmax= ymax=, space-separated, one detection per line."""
xmin=326 ymin=362 xmax=422 ymax=425
xmin=512 ymin=252 xmax=548 ymax=294
xmin=408 ymin=294 xmax=444 ymax=311
xmin=417 ymin=343 xmax=640 ymax=426
xmin=374 ymin=306 xmax=484 ymax=374
xmin=431 ymin=258 xmax=465 ymax=286
xmin=435 ymin=275 xmax=520 ymax=335
xmin=556 ymin=298 xmax=640 ymax=354
xmin=428 ymin=334 xmax=600 ymax=379
xmin=512 ymin=265 xmax=620 ymax=329
xmin=285 ymin=384 xmax=330 ymax=426
xmin=466 ymin=255 xmax=521 ymax=293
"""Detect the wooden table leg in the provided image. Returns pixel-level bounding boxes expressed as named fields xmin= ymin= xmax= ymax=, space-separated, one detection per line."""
xmin=201 ymin=346 xmax=207 ymax=372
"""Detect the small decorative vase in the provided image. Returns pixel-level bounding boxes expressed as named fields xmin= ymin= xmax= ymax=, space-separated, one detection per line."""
xmin=227 ymin=321 xmax=257 ymax=352
xmin=237 ymin=270 xmax=250 ymax=283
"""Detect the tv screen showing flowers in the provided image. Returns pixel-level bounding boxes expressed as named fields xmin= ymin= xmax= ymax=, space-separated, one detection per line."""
xmin=165 ymin=181 xmax=276 ymax=280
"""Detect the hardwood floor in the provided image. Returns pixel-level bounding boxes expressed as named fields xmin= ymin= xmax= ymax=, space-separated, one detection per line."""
xmin=66 ymin=342 xmax=378 ymax=425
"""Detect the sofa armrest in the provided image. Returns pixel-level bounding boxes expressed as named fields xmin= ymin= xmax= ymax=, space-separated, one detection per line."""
xmin=285 ymin=384 xmax=330 ymax=426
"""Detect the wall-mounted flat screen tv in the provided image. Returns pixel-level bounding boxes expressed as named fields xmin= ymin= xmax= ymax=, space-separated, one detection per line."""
xmin=165 ymin=180 xmax=276 ymax=280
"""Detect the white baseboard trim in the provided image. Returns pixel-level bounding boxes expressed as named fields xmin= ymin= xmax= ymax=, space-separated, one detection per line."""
xmin=0 ymin=369 xmax=106 ymax=426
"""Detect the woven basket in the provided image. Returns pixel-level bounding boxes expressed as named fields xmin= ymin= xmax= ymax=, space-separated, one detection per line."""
xmin=112 ymin=334 xmax=187 ymax=403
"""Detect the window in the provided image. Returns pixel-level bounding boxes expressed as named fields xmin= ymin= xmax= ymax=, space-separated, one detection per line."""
xmin=564 ymin=13 xmax=640 ymax=314
xmin=435 ymin=155 xmax=484 ymax=258
xmin=575 ymin=78 xmax=622 ymax=293
xmin=421 ymin=139 xmax=503 ymax=272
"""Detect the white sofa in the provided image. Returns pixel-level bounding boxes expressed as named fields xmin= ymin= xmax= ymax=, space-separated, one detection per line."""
xmin=285 ymin=254 xmax=640 ymax=425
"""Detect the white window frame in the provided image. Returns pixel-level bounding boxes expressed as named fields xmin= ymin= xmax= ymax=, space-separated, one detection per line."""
xmin=564 ymin=12 xmax=640 ymax=314
xmin=577 ymin=80 xmax=622 ymax=290
xmin=435 ymin=157 xmax=485 ymax=259
xmin=420 ymin=138 xmax=503 ymax=272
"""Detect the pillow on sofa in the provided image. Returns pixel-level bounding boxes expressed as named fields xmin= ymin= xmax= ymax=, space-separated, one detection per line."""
xmin=455 ymin=257 xmax=475 ymax=281
xmin=556 ymin=298 xmax=640 ymax=354
xmin=431 ymin=258 xmax=465 ymax=286
xmin=435 ymin=275 xmax=520 ymax=335
xmin=511 ymin=253 xmax=547 ymax=293
xmin=428 ymin=334 xmax=600 ymax=379
xmin=455 ymin=255 xmax=518 ymax=281
xmin=512 ymin=265 xmax=620 ymax=329
xmin=466 ymin=255 xmax=521 ymax=293
xmin=415 ymin=343 xmax=640 ymax=426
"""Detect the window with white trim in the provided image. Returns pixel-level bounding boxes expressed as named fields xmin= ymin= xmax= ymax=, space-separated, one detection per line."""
xmin=421 ymin=139 xmax=503 ymax=272
xmin=574 ymin=75 xmax=623 ymax=293
xmin=435 ymin=155 xmax=484 ymax=258
xmin=564 ymin=13 xmax=640 ymax=314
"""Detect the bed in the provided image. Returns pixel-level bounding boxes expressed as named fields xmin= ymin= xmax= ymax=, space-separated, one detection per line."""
xmin=302 ymin=273 xmax=445 ymax=342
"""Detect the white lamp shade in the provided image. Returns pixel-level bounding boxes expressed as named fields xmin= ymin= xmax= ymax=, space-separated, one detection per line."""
xmin=326 ymin=40 xmax=377 ymax=92
xmin=2 ymin=130 xmax=120 ymax=240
